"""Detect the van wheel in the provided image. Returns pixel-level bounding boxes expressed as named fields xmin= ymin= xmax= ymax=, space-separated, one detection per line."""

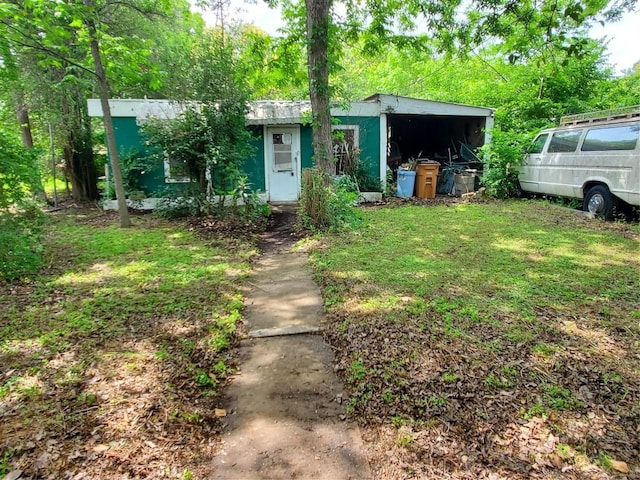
xmin=583 ymin=185 xmax=617 ymax=219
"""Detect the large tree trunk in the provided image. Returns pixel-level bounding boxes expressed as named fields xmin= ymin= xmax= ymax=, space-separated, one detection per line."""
xmin=84 ymin=0 xmax=131 ymax=227
xmin=305 ymin=0 xmax=334 ymax=174
xmin=62 ymin=95 xmax=99 ymax=201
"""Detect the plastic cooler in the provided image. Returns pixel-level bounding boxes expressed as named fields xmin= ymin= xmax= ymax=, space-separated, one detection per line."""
xmin=415 ymin=163 xmax=440 ymax=199
xmin=396 ymin=170 xmax=416 ymax=198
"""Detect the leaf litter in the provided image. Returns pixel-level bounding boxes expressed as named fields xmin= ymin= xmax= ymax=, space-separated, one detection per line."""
xmin=316 ymin=201 xmax=639 ymax=479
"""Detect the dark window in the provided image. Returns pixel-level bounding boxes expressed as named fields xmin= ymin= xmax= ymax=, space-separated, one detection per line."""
xmin=581 ymin=125 xmax=639 ymax=151
xmin=528 ymin=134 xmax=549 ymax=154
xmin=548 ymin=130 xmax=583 ymax=153
xmin=332 ymin=126 xmax=359 ymax=175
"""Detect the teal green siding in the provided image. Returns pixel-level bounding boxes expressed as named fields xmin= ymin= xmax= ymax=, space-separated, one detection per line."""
xmin=299 ymin=117 xmax=381 ymax=179
xmin=110 ymin=114 xmax=381 ymax=197
xmin=244 ymin=126 xmax=266 ymax=192
xmin=301 ymin=126 xmax=314 ymax=169
xmin=336 ymin=116 xmax=380 ymax=180
xmin=112 ymin=117 xmax=168 ymax=195
xmin=111 ymin=118 xmax=265 ymax=195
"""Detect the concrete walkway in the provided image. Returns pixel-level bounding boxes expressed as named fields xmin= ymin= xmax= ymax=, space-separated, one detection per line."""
xmin=211 ymin=231 xmax=371 ymax=479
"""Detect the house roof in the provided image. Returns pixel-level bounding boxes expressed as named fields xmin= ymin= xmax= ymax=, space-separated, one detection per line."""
xmin=87 ymin=94 xmax=494 ymax=124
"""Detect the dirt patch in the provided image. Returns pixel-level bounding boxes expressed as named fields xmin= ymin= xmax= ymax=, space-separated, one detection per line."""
xmin=257 ymin=205 xmax=300 ymax=253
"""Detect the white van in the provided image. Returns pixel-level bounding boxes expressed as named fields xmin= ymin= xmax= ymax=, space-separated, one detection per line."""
xmin=519 ymin=107 xmax=640 ymax=218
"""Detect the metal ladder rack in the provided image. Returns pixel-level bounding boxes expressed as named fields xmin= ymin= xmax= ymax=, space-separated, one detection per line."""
xmin=560 ymin=105 xmax=640 ymax=126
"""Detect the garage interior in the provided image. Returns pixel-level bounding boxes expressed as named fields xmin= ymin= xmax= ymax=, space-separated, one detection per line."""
xmin=387 ymin=114 xmax=487 ymax=166
xmin=386 ymin=113 xmax=489 ymax=195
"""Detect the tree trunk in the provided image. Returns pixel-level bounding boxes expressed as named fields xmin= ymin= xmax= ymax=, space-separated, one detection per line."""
xmin=62 ymin=95 xmax=99 ymax=201
xmin=305 ymin=0 xmax=334 ymax=174
xmin=16 ymin=101 xmax=34 ymax=149
xmin=84 ymin=0 xmax=131 ymax=227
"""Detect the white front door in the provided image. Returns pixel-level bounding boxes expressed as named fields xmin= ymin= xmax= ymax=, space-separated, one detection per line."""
xmin=266 ymin=127 xmax=300 ymax=202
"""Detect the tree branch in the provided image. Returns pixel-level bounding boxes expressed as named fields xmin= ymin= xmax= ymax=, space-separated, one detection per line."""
xmin=0 ymin=20 xmax=97 ymax=78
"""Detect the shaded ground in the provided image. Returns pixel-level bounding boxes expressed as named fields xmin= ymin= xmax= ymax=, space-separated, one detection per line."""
xmin=3 ymin=199 xmax=638 ymax=479
xmin=0 ymin=208 xmax=258 ymax=479
xmin=309 ymin=200 xmax=640 ymax=479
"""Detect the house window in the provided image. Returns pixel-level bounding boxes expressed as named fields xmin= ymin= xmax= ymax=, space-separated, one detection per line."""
xmin=163 ymin=154 xmax=190 ymax=183
xmin=332 ymin=125 xmax=360 ymax=175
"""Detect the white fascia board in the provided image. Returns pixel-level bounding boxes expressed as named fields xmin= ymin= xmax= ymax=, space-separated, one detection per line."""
xmin=89 ymin=98 xmax=384 ymax=125
xmin=87 ymin=99 xmax=193 ymax=121
xmin=331 ymin=102 xmax=380 ymax=117
xmin=375 ymin=94 xmax=494 ymax=117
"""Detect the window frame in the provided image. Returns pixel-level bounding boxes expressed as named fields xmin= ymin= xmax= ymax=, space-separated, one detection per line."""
xmin=163 ymin=153 xmax=190 ymax=184
xmin=527 ymin=133 xmax=549 ymax=154
xmin=331 ymin=124 xmax=360 ymax=175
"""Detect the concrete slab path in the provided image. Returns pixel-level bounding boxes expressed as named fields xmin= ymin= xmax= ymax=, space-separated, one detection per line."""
xmin=211 ymin=210 xmax=371 ymax=479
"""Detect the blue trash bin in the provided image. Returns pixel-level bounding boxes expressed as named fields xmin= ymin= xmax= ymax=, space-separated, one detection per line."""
xmin=396 ymin=170 xmax=416 ymax=198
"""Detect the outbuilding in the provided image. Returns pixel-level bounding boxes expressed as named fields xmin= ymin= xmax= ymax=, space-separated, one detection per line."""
xmin=87 ymin=94 xmax=494 ymax=205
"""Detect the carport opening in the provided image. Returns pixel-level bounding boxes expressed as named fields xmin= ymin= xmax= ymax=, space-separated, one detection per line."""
xmin=387 ymin=114 xmax=486 ymax=167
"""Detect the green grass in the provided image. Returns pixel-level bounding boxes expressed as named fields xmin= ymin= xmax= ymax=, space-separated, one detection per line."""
xmin=312 ymin=200 xmax=640 ymax=475
xmin=0 ymin=211 xmax=256 ymax=476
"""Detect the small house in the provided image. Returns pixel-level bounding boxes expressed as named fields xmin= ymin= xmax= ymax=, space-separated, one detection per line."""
xmin=87 ymin=94 xmax=494 ymax=205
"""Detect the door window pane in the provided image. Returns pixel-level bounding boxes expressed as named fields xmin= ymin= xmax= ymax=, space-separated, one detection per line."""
xmin=273 ymin=134 xmax=292 ymax=171
xmin=527 ymin=134 xmax=548 ymax=154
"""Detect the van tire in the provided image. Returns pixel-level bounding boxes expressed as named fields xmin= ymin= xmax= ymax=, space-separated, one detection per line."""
xmin=583 ymin=185 xmax=617 ymax=219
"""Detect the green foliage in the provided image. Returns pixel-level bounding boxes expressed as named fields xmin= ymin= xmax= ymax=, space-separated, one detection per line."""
xmin=0 ymin=129 xmax=40 ymax=210
xmin=0 ymin=448 xmax=13 ymax=477
xmin=0 ymin=129 xmax=44 ymax=281
xmin=478 ymin=129 xmax=530 ymax=198
xmin=139 ymin=29 xmax=253 ymax=207
xmin=298 ymin=168 xmax=362 ymax=232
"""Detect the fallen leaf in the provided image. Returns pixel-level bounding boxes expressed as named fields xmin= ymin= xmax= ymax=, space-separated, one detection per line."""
xmin=610 ymin=460 xmax=629 ymax=474
xmin=549 ymin=453 xmax=563 ymax=468
xmin=4 ymin=470 xmax=23 ymax=480
xmin=92 ymin=444 xmax=110 ymax=453
xmin=214 ymin=408 xmax=227 ymax=417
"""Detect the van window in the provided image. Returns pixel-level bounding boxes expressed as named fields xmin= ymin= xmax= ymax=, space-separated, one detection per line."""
xmin=581 ymin=125 xmax=639 ymax=151
xmin=548 ymin=130 xmax=583 ymax=153
xmin=528 ymin=133 xmax=548 ymax=154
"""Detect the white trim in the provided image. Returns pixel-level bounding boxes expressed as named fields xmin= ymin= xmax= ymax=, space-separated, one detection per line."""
xmin=331 ymin=102 xmax=380 ymax=117
xmin=332 ymin=124 xmax=360 ymax=147
xmin=364 ymin=94 xmax=494 ymax=117
xmin=380 ymin=113 xmax=388 ymax=187
xmin=484 ymin=115 xmax=495 ymax=145
xmin=262 ymin=125 xmax=270 ymax=201
xmin=102 ymin=193 xmax=269 ymax=211
xmin=88 ymin=98 xmax=382 ymax=124
xmin=163 ymin=155 xmax=190 ymax=184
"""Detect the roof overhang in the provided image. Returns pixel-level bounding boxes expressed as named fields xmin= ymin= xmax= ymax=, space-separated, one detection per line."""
xmin=363 ymin=93 xmax=494 ymax=117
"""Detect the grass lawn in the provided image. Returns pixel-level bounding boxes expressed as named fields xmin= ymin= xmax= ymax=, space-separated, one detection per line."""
xmin=0 ymin=210 xmax=256 ymax=478
xmin=310 ymin=200 xmax=640 ymax=479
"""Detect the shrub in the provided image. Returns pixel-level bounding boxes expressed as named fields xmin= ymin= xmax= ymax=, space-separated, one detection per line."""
xmin=0 ymin=204 xmax=45 ymax=281
xmin=298 ymin=168 xmax=362 ymax=232
xmin=479 ymin=128 xmax=530 ymax=199
xmin=0 ymin=128 xmax=44 ymax=281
